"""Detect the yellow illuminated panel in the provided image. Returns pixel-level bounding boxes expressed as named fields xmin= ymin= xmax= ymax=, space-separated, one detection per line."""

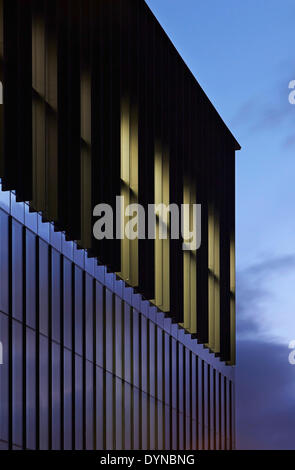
xmin=153 ymin=141 xmax=170 ymax=313
xmin=183 ymin=176 xmax=191 ymax=332
xmin=129 ymin=101 xmax=139 ymax=285
xmin=190 ymin=184 xmax=197 ymax=334
xmin=214 ymin=213 xmax=220 ymax=353
xmin=119 ymin=95 xmax=138 ymax=287
xmin=183 ymin=177 xmax=197 ymax=334
xmin=229 ymin=232 xmax=236 ymax=365
xmin=208 ymin=202 xmax=220 ymax=354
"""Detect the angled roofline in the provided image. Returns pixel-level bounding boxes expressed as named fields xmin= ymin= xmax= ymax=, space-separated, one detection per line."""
xmin=144 ymin=1 xmax=241 ymax=152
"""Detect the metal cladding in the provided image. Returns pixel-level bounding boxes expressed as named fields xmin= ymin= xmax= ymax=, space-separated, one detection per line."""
xmin=0 ymin=0 xmax=240 ymax=364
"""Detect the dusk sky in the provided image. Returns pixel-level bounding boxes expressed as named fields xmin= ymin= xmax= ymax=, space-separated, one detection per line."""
xmin=147 ymin=0 xmax=295 ymax=449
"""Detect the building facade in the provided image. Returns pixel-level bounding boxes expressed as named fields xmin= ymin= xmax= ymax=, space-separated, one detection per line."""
xmin=0 ymin=0 xmax=239 ymax=450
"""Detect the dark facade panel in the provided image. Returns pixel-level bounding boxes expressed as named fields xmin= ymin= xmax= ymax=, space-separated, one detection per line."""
xmin=0 ymin=0 xmax=238 ymax=451
xmin=0 ymin=0 xmax=239 ymax=360
xmin=169 ymin=50 xmax=184 ymax=324
xmin=2 ymin=0 xmax=32 ymax=200
xmin=138 ymin=0 xmax=155 ymax=300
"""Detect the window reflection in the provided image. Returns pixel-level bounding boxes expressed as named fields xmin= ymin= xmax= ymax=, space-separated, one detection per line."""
xmin=51 ymin=250 xmax=61 ymax=343
xmin=12 ymin=321 xmax=23 ymax=447
xmin=52 ymin=342 xmax=61 ymax=450
xmin=26 ymin=328 xmax=36 ymax=449
xmin=63 ymin=349 xmax=72 ymax=450
xmin=0 ymin=314 xmax=9 ymax=443
xmin=0 ymin=210 xmax=9 ymax=314
xmin=12 ymin=220 xmax=23 ymax=322
xmin=63 ymin=259 xmax=72 ymax=350
xmin=39 ymin=240 xmax=49 ymax=336
xmin=39 ymin=335 xmax=49 ymax=450
xmin=26 ymin=231 xmax=36 ymax=329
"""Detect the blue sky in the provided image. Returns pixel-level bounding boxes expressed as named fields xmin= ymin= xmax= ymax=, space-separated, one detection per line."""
xmin=146 ymin=0 xmax=295 ymax=449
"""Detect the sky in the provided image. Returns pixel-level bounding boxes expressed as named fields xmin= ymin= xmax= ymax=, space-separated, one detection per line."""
xmin=146 ymin=0 xmax=295 ymax=450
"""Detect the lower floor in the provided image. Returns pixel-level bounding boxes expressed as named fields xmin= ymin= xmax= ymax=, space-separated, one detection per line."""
xmin=0 ymin=189 xmax=235 ymax=450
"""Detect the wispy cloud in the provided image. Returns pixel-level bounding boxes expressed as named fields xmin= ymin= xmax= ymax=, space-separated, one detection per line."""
xmin=245 ymin=254 xmax=295 ymax=277
xmin=237 ymin=254 xmax=295 ymax=340
xmin=237 ymin=254 xmax=295 ymax=449
xmin=230 ymin=67 xmax=295 ymax=150
xmin=237 ymin=339 xmax=295 ymax=449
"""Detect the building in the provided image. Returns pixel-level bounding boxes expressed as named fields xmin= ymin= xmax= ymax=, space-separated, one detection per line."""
xmin=0 ymin=0 xmax=240 ymax=450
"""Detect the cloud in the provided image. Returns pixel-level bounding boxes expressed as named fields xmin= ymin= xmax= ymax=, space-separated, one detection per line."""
xmin=230 ymin=98 xmax=259 ymax=128
xmin=237 ymin=254 xmax=295 ymax=449
xmin=237 ymin=254 xmax=295 ymax=339
xmin=230 ymin=67 xmax=295 ymax=148
xmin=237 ymin=339 xmax=295 ymax=450
xmin=244 ymin=254 xmax=295 ymax=277
xmin=249 ymin=102 xmax=294 ymax=134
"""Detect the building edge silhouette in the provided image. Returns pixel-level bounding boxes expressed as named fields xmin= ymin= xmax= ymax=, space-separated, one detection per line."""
xmin=0 ymin=0 xmax=239 ymax=450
